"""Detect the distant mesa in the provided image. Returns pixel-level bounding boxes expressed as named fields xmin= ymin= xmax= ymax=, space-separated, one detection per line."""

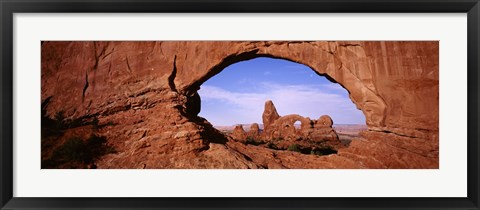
xmin=230 ymin=100 xmax=341 ymax=153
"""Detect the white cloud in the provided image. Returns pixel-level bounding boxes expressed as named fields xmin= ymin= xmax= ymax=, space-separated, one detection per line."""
xmin=198 ymin=82 xmax=365 ymax=125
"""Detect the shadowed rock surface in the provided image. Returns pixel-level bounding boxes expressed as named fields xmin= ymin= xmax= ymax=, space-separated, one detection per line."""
xmin=41 ymin=41 xmax=439 ymax=169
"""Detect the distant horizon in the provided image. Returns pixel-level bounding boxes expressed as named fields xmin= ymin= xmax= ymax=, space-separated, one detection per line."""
xmin=198 ymin=57 xmax=366 ymax=126
xmin=213 ymin=123 xmax=367 ymax=127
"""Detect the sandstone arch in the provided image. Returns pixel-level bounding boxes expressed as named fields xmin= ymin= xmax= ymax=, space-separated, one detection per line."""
xmin=184 ymin=46 xmax=385 ymax=128
xmin=258 ymin=101 xmax=340 ymax=151
xmin=41 ymin=41 xmax=439 ymax=168
xmin=266 ymin=114 xmax=311 ymax=138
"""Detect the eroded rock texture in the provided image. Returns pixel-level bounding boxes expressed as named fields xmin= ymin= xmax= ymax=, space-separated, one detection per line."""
xmin=41 ymin=41 xmax=439 ymax=169
xmin=230 ymin=125 xmax=247 ymax=142
xmin=248 ymin=123 xmax=261 ymax=139
xmin=257 ymin=100 xmax=341 ymax=151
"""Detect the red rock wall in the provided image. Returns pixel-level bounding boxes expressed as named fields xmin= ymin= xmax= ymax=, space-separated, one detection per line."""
xmin=41 ymin=41 xmax=438 ymax=168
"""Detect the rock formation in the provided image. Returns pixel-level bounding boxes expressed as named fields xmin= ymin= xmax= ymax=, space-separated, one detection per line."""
xmin=41 ymin=41 xmax=439 ymax=169
xmin=230 ymin=125 xmax=247 ymax=142
xmin=262 ymin=100 xmax=280 ymax=132
xmin=247 ymin=123 xmax=261 ymax=140
xmin=257 ymin=101 xmax=341 ymax=151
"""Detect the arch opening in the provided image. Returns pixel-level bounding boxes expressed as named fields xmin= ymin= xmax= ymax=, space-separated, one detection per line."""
xmin=196 ymin=56 xmax=367 ymax=153
xmin=197 ymin=57 xmax=366 ymax=125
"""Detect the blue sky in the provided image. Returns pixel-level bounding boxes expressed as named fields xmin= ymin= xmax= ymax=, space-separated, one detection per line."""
xmin=198 ymin=57 xmax=366 ymax=126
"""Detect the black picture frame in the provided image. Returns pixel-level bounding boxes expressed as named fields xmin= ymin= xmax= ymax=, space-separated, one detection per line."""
xmin=1 ymin=0 xmax=479 ymax=209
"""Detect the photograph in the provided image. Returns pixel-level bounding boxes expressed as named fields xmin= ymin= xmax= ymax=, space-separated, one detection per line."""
xmin=2 ymin=0 xmax=478 ymax=208
xmin=41 ymin=41 xmax=439 ymax=169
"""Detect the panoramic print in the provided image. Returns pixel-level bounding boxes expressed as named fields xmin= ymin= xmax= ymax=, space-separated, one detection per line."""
xmin=41 ymin=41 xmax=439 ymax=169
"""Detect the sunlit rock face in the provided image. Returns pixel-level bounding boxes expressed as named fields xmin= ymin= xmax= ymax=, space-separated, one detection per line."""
xmin=259 ymin=100 xmax=341 ymax=151
xmin=230 ymin=125 xmax=247 ymax=143
xmin=262 ymin=100 xmax=281 ymax=132
xmin=41 ymin=41 xmax=439 ymax=169
xmin=248 ymin=123 xmax=261 ymax=139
